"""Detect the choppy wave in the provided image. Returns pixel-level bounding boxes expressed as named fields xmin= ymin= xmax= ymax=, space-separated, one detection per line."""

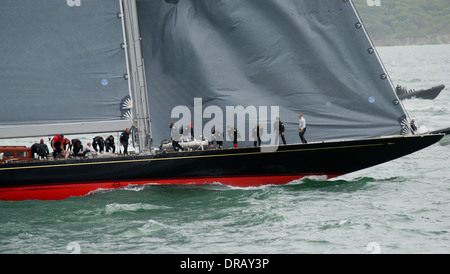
xmin=105 ymin=203 xmax=170 ymax=215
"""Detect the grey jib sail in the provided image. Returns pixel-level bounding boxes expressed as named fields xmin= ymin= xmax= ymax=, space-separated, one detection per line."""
xmin=0 ymin=0 xmax=131 ymax=138
xmin=136 ymin=0 xmax=407 ymax=147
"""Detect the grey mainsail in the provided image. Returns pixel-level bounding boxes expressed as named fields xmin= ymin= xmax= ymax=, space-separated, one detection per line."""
xmin=136 ymin=0 xmax=408 ymax=147
xmin=0 ymin=0 xmax=132 ymax=138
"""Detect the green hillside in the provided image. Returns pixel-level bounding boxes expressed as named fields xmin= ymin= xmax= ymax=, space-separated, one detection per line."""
xmin=353 ymin=0 xmax=450 ymax=46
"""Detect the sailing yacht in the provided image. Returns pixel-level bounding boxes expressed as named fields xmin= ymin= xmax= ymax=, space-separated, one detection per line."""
xmin=0 ymin=0 xmax=445 ymax=201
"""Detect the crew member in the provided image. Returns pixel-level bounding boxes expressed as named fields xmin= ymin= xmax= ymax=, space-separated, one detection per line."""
xmin=51 ymin=134 xmax=65 ymax=157
xmin=120 ymin=128 xmax=130 ymax=155
xmin=410 ymin=119 xmax=418 ymax=135
xmin=274 ymin=117 xmax=286 ymax=145
xmin=31 ymin=139 xmax=49 ymax=159
xmin=170 ymin=121 xmax=184 ymax=152
xmin=179 ymin=123 xmax=194 ymax=139
xmin=227 ymin=125 xmax=240 ymax=148
xmin=252 ymin=124 xmax=263 ymax=147
xmin=63 ymin=138 xmax=71 ymax=152
xmin=298 ymin=113 xmax=307 ymax=144
xmin=40 ymin=139 xmax=49 ymax=158
xmin=71 ymin=139 xmax=83 ymax=157
xmin=105 ymin=135 xmax=116 ymax=153
xmin=82 ymin=142 xmax=95 ymax=156
xmin=211 ymin=129 xmax=223 ymax=149
xmin=92 ymin=136 xmax=105 ymax=153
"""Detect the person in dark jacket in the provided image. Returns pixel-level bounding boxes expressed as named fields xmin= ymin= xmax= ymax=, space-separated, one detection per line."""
xmin=120 ymin=128 xmax=130 ymax=155
xmin=170 ymin=122 xmax=184 ymax=152
xmin=274 ymin=117 xmax=286 ymax=145
xmin=227 ymin=125 xmax=240 ymax=148
xmin=92 ymin=136 xmax=105 ymax=153
xmin=252 ymin=124 xmax=263 ymax=147
xmin=105 ymin=135 xmax=116 ymax=153
xmin=71 ymin=139 xmax=83 ymax=157
xmin=40 ymin=139 xmax=49 ymax=158
xmin=179 ymin=122 xmax=194 ymax=140
xmin=31 ymin=139 xmax=49 ymax=159
xmin=410 ymin=119 xmax=418 ymax=135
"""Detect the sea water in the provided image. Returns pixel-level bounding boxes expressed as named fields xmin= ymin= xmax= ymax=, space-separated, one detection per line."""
xmin=0 ymin=44 xmax=449 ymax=254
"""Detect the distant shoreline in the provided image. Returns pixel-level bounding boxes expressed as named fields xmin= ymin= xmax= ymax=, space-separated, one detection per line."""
xmin=372 ymin=34 xmax=450 ymax=47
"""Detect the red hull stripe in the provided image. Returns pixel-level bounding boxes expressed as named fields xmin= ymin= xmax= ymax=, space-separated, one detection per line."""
xmin=0 ymin=174 xmax=341 ymax=201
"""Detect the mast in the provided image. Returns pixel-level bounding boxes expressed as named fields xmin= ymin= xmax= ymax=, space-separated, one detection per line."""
xmin=120 ymin=0 xmax=153 ymax=154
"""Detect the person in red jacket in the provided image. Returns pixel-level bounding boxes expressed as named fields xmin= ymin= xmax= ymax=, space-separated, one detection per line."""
xmin=63 ymin=138 xmax=71 ymax=152
xmin=51 ymin=134 xmax=66 ymax=158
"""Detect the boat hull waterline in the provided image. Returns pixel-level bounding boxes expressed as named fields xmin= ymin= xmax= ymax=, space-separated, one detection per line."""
xmin=0 ymin=134 xmax=443 ymax=201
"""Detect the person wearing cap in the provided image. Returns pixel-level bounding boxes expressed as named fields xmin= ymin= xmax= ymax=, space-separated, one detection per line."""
xmin=40 ymin=139 xmax=49 ymax=158
xmin=31 ymin=139 xmax=49 ymax=159
xmin=51 ymin=134 xmax=66 ymax=157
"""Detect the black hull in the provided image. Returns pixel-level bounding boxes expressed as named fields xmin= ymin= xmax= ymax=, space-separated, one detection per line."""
xmin=397 ymin=84 xmax=445 ymax=100
xmin=431 ymin=127 xmax=450 ymax=135
xmin=431 ymin=127 xmax=450 ymax=146
xmin=0 ymin=134 xmax=443 ymax=201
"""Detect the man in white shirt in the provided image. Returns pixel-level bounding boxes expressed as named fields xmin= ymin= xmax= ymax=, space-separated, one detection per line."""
xmin=82 ymin=142 xmax=96 ymax=157
xmin=298 ymin=113 xmax=307 ymax=144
